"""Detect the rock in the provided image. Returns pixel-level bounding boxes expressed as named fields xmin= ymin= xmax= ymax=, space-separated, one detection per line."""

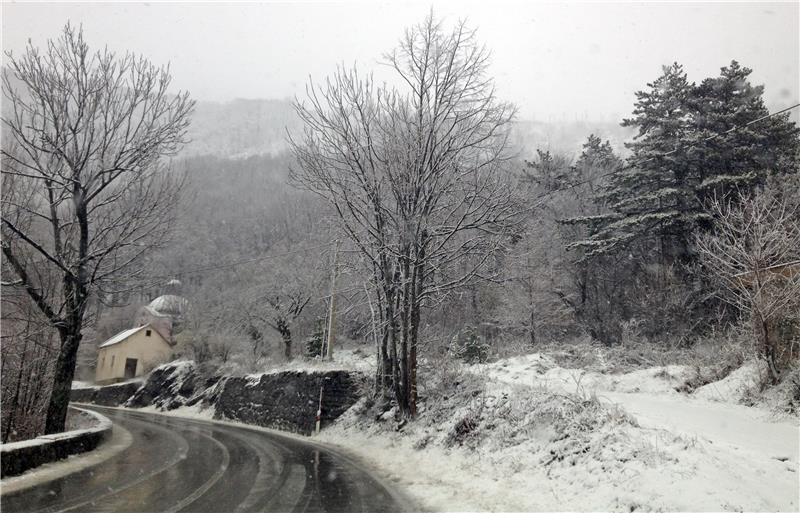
xmin=125 ymin=361 xmax=197 ymax=409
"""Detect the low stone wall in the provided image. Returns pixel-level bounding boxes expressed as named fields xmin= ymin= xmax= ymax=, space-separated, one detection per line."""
xmin=69 ymin=380 xmax=143 ymax=406
xmin=215 ymin=370 xmax=367 ymax=435
xmin=0 ymin=407 xmax=112 ymax=478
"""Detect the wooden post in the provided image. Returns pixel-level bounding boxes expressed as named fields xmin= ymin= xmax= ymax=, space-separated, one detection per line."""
xmin=326 ymin=241 xmax=340 ymax=361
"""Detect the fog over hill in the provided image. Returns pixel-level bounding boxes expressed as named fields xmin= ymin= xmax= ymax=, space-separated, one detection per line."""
xmin=182 ymin=98 xmax=635 ymax=159
xmin=182 ymin=98 xmax=301 ymax=158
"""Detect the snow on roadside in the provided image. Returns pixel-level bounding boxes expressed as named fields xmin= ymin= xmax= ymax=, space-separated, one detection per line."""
xmin=474 ymin=353 xmax=694 ymax=395
xmin=66 ymin=408 xmax=101 ymax=431
xmin=316 ymin=353 xmax=799 ymax=512
xmin=71 ymin=378 xmax=144 ymax=391
xmin=243 ymin=348 xmax=375 ymax=380
xmin=135 ymin=402 xmax=217 ymax=421
xmin=693 ymin=360 xmax=766 ymax=403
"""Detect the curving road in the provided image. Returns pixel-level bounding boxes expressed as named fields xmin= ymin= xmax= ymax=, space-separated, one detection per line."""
xmin=1 ymin=406 xmax=407 ymax=513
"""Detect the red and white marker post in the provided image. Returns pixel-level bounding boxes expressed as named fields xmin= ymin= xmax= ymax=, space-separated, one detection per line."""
xmin=315 ymin=385 xmax=324 ymax=434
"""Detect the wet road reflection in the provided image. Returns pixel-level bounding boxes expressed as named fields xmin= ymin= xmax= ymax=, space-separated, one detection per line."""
xmin=1 ymin=406 xmax=404 ymax=513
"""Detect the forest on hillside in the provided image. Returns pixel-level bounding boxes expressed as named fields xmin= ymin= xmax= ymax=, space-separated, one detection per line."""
xmin=158 ymin=60 xmax=797 ymax=343
xmin=75 ymin=61 xmax=800 ymax=409
xmin=2 ymin=17 xmax=798 ymax=441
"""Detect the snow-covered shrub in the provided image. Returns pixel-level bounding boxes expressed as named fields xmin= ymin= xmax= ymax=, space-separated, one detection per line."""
xmin=785 ymin=366 xmax=800 ymax=414
xmin=451 ymin=326 xmax=490 ymax=364
xmin=303 ymin=321 xmax=325 ymax=358
xmin=738 ymin=361 xmax=800 ymax=415
xmin=677 ymin=323 xmax=754 ymax=393
xmin=446 ymin=393 xmax=486 ymax=447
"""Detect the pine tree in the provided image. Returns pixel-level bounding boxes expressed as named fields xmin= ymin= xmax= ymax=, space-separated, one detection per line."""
xmin=571 ymin=62 xmax=799 ymax=261
xmin=568 ymin=64 xmax=695 ymax=259
xmin=687 ymin=61 xmax=800 ymax=196
xmin=523 ymin=149 xmax=572 ymax=192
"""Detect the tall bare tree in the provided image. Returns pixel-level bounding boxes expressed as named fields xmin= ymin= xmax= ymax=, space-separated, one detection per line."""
xmin=695 ymin=188 xmax=800 ymax=382
xmin=1 ymin=24 xmax=194 ymax=433
xmin=291 ymin=14 xmax=520 ymax=418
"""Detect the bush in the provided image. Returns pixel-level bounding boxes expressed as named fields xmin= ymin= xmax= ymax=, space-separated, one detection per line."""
xmin=451 ymin=326 xmax=490 ymax=363
xmin=304 ymin=321 xmax=326 ymax=358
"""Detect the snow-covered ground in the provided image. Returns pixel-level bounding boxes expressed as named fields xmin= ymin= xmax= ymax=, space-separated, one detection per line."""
xmin=314 ymin=353 xmax=800 ymax=512
xmin=243 ymin=348 xmax=376 ymax=377
xmin=70 ymin=378 xmax=144 ymax=390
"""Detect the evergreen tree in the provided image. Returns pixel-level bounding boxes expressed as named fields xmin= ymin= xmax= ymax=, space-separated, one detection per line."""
xmin=572 ymin=62 xmax=799 ymax=262
xmin=571 ymin=63 xmax=695 ymax=259
xmin=523 ymin=149 xmax=572 ymax=192
xmin=687 ymin=61 xmax=800 ymax=196
xmin=560 ymin=135 xmax=630 ymax=342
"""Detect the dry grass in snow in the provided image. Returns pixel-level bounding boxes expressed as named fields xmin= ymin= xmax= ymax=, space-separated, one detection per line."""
xmin=318 ymin=353 xmax=799 ymax=512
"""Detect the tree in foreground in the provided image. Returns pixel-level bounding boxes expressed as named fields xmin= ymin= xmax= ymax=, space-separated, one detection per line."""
xmin=695 ymin=188 xmax=800 ymax=383
xmin=290 ymin=14 xmax=520 ymax=418
xmin=1 ymin=24 xmax=194 ymax=434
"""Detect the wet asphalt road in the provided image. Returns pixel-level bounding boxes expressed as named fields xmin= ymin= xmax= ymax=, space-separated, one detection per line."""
xmin=1 ymin=406 xmax=406 ymax=513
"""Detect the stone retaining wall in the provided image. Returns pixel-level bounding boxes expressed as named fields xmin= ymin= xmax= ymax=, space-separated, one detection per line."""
xmin=215 ymin=370 xmax=367 ymax=435
xmin=0 ymin=407 xmax=112 ymax=478
xmin=68 ymin=362 xmax=367 ymax=437
xmin=69 ymin=381 xmax=143 ymax=406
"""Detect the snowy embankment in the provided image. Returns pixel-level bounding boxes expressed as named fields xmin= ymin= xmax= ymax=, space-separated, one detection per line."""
xmin=0 ymin=407 xmax=112 ymax=478
xmin=315 ymin=353 xmax=799 ymax=512
xmin=88 ymin=350 xmax=798 ymax=511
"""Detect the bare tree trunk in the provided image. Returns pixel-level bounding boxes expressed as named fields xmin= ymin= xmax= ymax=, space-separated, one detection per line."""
xmin=754 ymin=313 xmax=780 ymax=385
xmin=276 ymin=320 xmax=293 ymax=361
xmin=529 ymin=309 xmax=537 ymax=346
xmin=408 ymin=259 xmax=424 ymax=417
xmin=385 ymin=263 xmax=403 ymax=415
xmin=44 ymin=330 xmax=81 ymax=434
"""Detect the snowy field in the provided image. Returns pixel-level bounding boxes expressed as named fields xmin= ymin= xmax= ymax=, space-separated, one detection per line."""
xmin=315 ymin=353 xmax=800 ymax=512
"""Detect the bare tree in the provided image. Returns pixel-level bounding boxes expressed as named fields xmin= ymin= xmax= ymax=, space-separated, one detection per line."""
xmin=1 ymin=24 xmax=194 ymax=434
xmin=290 ymin=14 xmax=520 ymax=418
xmin=695 ymin=189 xmax=800 ymax=382
xmin=231 ymin=261 xmax=317 ymax=362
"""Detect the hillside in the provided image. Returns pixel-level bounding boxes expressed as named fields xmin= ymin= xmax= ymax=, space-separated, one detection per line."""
xmin=180 ymin=97 xmax=635 ymax=159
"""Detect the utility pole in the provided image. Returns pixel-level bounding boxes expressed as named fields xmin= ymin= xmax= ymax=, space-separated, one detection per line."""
xmin=326 ymin=240 xmax=340 ymax=361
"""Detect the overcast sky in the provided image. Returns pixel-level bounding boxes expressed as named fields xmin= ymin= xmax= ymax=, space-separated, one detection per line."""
xmin=2 ymin=1 xmax=798 ymax=121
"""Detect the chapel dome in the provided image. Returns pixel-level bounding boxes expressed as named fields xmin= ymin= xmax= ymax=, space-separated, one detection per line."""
xmin=147 ymin=294 xmax=187 ymax=316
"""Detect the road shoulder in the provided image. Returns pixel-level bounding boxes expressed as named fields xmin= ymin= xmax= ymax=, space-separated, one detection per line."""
xmin=0 ymin=423 xmax=132 ymax=495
